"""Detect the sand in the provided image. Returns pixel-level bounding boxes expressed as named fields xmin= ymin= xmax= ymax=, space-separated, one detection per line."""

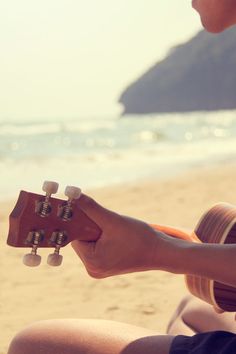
xmin=1 ymin=161 xmax=236 ymax=354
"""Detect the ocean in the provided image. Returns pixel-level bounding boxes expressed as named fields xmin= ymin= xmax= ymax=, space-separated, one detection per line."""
xmin=1 ymin=110 xmax=236 ymax=199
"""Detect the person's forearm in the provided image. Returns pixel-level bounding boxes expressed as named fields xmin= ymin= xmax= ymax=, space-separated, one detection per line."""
xmin=153 ymin=233 xmax=236 ymax=288
xmin=182 ymin=242 xmax=236 ymax=288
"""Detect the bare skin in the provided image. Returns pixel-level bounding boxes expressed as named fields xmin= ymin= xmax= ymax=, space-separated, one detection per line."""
xmin=192 ymin=0 xmax=236 ymax=32
xmin=167 ymin=296 xmax=236 ymax=336
xmin=7 ymin=2 xmax=236 ymax=353
xmin=73 ymin=194 xmax=236 ymax=289
xmin=8 ymin=320 xmax=174 ymax=354
xmin=7 ymin=296 xmax=236 ymax=354
xmin=7 ymin=196 xmax=236 ymax=354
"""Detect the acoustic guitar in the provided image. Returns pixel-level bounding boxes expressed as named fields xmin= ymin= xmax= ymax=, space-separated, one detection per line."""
xmin=7 ymin=181 xmax=236 ymax=312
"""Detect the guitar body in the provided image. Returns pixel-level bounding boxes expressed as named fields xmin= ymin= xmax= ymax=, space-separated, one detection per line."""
xmin=185 ymin=203 xmax=236 ymax=312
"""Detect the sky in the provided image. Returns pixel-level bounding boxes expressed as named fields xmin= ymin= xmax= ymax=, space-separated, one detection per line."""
xmin=0 ymin=0 xmax=202 ymax=120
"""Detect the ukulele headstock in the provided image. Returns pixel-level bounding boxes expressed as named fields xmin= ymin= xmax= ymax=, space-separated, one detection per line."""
xmin=7 ymin=181 xmax=101 ymax=267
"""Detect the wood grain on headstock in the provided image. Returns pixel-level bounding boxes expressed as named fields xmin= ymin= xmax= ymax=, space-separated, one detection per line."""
xmin=7 ymin=191 xmax=101 ymax=248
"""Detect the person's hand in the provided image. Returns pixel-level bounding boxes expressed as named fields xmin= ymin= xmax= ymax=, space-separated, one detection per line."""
xmin=71 ymin=194 xmax=168 ymax=278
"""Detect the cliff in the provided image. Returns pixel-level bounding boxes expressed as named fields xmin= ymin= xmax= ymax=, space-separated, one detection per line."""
xmin=119 ymin=28 xmax=236 ymax=115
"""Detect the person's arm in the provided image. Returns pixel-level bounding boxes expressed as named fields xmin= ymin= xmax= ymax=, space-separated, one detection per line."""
xmin=151 ymin=233 xmax=236 ymax=288
xmin=72 ymin=194 xmax=236 ymax=289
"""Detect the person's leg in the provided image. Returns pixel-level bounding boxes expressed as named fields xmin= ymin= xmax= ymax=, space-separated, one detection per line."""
xmin=167 ymin=295 xmax=236 ymax=335
xmin=8 ymin=319 xmax=175 ymax=354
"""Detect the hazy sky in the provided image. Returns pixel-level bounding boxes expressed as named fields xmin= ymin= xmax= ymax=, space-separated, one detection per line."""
xmin=0 ymin=0 xmax=202 ymax=120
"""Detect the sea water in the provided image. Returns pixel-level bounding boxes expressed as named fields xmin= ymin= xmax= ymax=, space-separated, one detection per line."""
xmin=1 ymin=110 xmax=236 ymax=199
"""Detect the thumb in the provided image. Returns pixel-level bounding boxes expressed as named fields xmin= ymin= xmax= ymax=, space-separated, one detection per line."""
xmin=77 ymin=193 xmax=116 ymax=226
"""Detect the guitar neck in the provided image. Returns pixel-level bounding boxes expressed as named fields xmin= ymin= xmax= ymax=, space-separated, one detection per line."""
xmin=150 ymin=224 xmax=200 ymax=243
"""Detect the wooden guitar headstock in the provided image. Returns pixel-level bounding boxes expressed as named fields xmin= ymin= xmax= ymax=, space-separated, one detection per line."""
xmin=7 ymin=181 xmax=101 ymax=267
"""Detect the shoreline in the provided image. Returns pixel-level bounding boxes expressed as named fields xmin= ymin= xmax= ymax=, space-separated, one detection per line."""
xmin=2 ymin=152 xmax=236 ymax=204
xmin=1 ymin=135 xmax=236 ymax=203
xmin=1 ymin=160 xmax=236 ymax=354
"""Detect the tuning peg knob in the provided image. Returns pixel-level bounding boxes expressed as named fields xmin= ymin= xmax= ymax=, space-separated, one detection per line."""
xmin=65 ymin=186 xmax=81 ymax=200
xmin=42 ymin=181 xmax=59 ymax=196
xmin=23 ymin=253 xmax=41 ymax=267
xmin=47 ymin=253 xmax=63 ymax=267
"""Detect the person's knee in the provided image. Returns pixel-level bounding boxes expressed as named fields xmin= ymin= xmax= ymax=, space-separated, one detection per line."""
xmin=8 ymin=320 xmax=66 ymax=354
xmin=7 ymin=319 xmax=173 ymax=354
xmin=166 ymin=295 xmax=193 ymax=332
xmin=7 ymin=319 xmax=125 ymax=354
xmin=8 ymin=322 xmax=42 ymax=354
xmin=178 ymin=295 xmax=195 ymax=310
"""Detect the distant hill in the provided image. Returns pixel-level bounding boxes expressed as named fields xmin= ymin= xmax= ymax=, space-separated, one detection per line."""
xmin=119 ymin=28 xmax=236 ymax=115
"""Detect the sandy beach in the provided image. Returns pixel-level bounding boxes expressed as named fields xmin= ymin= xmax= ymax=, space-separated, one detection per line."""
xmin=1 ymin=161 xmax=236 ymax=354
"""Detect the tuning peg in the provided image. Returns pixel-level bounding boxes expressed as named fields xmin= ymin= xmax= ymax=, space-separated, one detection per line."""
xmin=38 ymin=181 xmax=59 ymax=217
xmin=23 ymin=231 xmax=43 ymax=267
xmin=42 ymin=181 xmax=59 ymax=196
xmin=59 ymin=186 xmax=81 ymax=221
xmin=47 ymin=253 xmax=63 ymax=266
xmin=64 ymin=186 xmax=81 ymax=201
xmin=23 ymin=253 xmax=41 ymax=267
xmin=47 ymin=231 xmax=66 ymax=266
